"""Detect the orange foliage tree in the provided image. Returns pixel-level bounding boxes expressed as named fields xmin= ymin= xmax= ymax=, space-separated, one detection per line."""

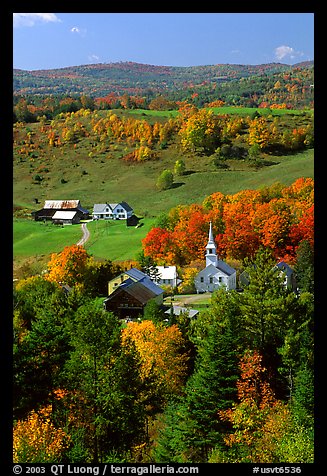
xmin=45 ymin=245 xmax=89 ymax=287
xmin=142 ymin=179 xmax=314 ymax=264
xmin=217 ymin=350 xmax=292 ymax=463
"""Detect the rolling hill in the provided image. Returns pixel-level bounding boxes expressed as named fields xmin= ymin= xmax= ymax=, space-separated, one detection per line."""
xmin=13 ymin=60 xmax=314 ymax=104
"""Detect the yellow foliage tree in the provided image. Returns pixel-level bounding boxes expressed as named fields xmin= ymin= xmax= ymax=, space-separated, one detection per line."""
xmin=121 ymin=320 xmax=189 ymax=398
xmin=13 ymin=405 xmax=70 ymax=463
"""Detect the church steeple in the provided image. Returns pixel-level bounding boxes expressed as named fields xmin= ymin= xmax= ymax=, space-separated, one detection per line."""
xmin=205 ymin=222 xmax=218 ymax=267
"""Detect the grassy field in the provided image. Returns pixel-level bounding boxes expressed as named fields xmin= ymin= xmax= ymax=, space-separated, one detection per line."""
xmin=84 ymin=218 xmax=157 ymax=261
xmin=128 ymin=106 xmax=311 ymax=119
xmin=13 ymin=219 xmax=82 ymax=258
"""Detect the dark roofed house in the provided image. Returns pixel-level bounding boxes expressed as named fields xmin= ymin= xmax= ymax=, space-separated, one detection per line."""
xmin=32 ymin=200 xmax=89 ymax=222
xmin=104 ymin=268 xmax=164 ymax=319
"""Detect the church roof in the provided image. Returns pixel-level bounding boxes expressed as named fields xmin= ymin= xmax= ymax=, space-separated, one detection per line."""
xmin=198 ymin=262 xmax=236 ymax=277
xmin=216 ymin=259 xmax=236 ymax=276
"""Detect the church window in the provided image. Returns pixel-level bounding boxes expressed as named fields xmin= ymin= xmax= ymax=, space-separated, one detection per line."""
xmin=209 ymin=277 xmax=213 ymax=284
xmin=208 ymin=249 xmax=212 ymax=254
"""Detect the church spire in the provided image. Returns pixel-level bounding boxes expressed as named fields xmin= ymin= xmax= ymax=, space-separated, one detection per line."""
xmin=205 ymin=222 xmax=218 ymax=267
xmin=208 ymin=221 xmax=215 ymax=244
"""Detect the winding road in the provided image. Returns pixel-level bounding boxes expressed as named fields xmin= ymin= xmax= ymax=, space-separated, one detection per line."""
xmin=76 ymin=222 xmax=90 ymax=246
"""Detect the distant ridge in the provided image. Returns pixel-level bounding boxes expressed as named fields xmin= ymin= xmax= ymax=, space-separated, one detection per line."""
xmin=13 ymin=60 xmax=314 ymax=98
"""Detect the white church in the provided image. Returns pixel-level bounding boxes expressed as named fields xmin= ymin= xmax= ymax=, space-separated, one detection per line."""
xmin=194 ymin=222 xmax=237 ymax=293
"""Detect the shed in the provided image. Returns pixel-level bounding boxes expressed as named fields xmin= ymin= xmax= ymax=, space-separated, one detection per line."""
xmin=52 ymin=210 xmax=80 ymax=225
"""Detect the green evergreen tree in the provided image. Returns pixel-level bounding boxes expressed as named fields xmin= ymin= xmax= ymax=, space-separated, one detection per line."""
xmin=64 ymin=301 xmax=145 ymax=462
xmin=154 ymin=309 xmax=240 ymax=463
xmin=294 ymin=240 xmax=314 ymax=293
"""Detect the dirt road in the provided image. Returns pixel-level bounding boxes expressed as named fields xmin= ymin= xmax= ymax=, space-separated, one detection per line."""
xmin=76 ymin=222 xmax=90 ymax=246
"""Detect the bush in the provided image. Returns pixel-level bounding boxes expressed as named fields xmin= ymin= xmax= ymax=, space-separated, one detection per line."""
xmin=156 ymin=169 xmax=174 ymax=191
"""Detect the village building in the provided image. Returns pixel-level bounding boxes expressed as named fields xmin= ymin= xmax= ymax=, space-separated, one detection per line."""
xmin=194 ymin=222 xmax=237 ymax=293
xmin=275 ymin=261 xmax=297 ymax=291
xmin=239 ymin=260 xmax=297 ymax=293
xmin=164 ymin=306 xmax=199 ymax=319
xmin=155 ymin=265 xmax=181 ymax=288
xmin=104 ymin=268 xmax=164 ymax=319
xmin=32 ymin=200 xmax=89 ymax=222
xmin=92 ymin=202 xmax=134 ymax=220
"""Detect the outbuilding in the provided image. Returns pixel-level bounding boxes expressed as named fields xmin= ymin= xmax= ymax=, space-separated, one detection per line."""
xmin=52 ymin=210 xmax=80 ymax=225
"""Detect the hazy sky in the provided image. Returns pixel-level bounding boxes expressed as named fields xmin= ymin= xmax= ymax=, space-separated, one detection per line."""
xmin=13 ymin=12 xmax=314 ymax=70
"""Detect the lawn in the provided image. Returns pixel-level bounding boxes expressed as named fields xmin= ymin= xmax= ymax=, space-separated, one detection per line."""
xmin=84 ymin=218 xmax=157 ymax=261
xmin=13 ymin=218 xmax=83 ymax=258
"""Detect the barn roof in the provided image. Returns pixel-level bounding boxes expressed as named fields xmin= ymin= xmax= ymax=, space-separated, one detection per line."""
xmin=44 ymin=200 xmax=80 ymax=209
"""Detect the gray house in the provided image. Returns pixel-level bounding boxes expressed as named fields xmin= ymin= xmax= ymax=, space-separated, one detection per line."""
xmin=92 ymin=202 xmax=134 ymax=220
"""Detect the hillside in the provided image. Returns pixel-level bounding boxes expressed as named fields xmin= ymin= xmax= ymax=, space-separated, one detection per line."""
xmin=13 ymin=61 xmax=314 ymax=109
xmin=13 ymin=104 xmax=314 ymax=273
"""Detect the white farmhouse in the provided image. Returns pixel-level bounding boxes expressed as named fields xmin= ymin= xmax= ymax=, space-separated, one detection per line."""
xmin=92 ymin=202 xmax=133 ymax=220
xmin=194 ymin=222 xmax=237 ymax=293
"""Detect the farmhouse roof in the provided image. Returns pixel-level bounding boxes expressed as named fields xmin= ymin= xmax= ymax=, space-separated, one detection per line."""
xmin=44 ymin=200 xmax=80 ymax=209
xmin=119 ymin=201 xmax=133 ymax=212
xmin=92 ymin=203 xmax=112 ymax=213
xmin=93 ymin=202 xmax=134 ymax=213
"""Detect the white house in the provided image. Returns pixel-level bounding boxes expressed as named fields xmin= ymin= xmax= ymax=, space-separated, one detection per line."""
xmin=92 ymin=202 xmax=133 ymax=220
xmin=194 ymin=222 xmax=237 ymax=293
xmin=156 ymin=265 xmax=181 ymax=288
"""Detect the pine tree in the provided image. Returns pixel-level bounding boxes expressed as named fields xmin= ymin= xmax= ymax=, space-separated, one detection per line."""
xmin=155 ymin=310 xmax=240 ymax=463
xmin=181 ymin=323 xmax=240 ymax=461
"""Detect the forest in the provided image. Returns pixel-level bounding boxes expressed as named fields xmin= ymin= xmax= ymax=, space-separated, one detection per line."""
xmin=13 ymin=61 xmax=314 ymax=110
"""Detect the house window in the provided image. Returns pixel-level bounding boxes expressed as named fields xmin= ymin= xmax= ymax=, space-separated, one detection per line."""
xmin=218 ymin=276 xmax=223 ymax=283
xmin=200 ymin=277 xmax=204 ymax=283
xmin=209 ymin=277 xmax=213 ymax=284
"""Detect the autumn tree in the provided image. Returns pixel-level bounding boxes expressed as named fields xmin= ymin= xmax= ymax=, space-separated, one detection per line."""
xmin=46 ymin=245 xmax=90 ymax=288
xmin=248 ymin=116 xmax=271 ymax=149
xmin=212 ymin=350 xmax=314 ymax=463
xmin=13 ymin=404 xmax=71 ymax=463
xmin=121 ymin=320 xmax=189 ymax=410
xmin=179 ymin=108 xmax=222 ymax=154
